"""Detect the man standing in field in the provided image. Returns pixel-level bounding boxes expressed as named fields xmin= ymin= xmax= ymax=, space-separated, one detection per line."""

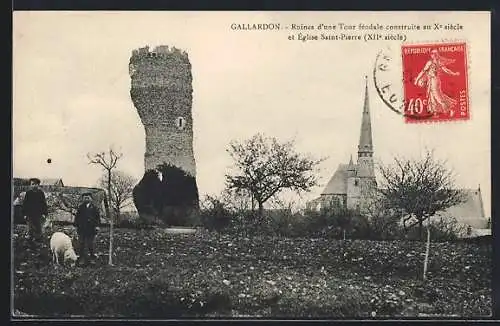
xmin=22 ymin=178 xmax=48 ymax=249
xmin=74 ymin=192 xmax=101 ymax=266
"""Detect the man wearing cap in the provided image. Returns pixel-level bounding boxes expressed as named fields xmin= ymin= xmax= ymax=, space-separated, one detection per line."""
xmin=22 ymin=178 xmax=48 ymax=248
xmin=74 ymin=192 xmax=101 ymax=266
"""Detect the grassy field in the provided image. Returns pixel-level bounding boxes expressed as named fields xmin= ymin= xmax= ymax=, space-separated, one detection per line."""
xmin=12 ymin=224 xmax=491 ymax=319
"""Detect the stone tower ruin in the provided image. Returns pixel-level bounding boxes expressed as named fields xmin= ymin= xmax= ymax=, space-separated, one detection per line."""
xmin=129 ymin=45 xmax=197 ymax=177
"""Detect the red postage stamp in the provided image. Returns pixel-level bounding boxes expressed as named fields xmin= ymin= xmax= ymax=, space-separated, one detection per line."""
xmin=401 ymin=42 xmax=469 ymax=123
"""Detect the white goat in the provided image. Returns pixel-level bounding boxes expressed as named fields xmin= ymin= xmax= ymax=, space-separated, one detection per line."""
xmin=49 ymin=232 xmax=78 ymax=266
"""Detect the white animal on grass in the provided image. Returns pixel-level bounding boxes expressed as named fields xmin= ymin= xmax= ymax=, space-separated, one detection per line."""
xmin=49 ymin=232 xmax=78 ymax=266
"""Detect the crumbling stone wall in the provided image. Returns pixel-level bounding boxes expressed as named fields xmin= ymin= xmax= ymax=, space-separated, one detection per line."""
xmin=14 ymin=186 xmax=108 ymax=223
xmin=129 ymin=45 xmax=197 ymax=177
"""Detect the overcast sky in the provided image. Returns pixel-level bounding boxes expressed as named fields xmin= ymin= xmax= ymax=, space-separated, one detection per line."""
xmin=13 ymin=11 xmax=491 ymax=215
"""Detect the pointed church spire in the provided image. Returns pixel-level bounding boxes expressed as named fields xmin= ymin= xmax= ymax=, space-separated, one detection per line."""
xmin=348 ymin=154 xmax=355 ymax=169
xmin=347 ymin=154 xmax=356 ymax=177
xmin=358 ymin=75 xmax=373 ymax=156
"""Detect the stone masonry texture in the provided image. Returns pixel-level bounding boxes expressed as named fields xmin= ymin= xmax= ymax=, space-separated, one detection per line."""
xmin=129 ymin=45 xmax=197 ymax=178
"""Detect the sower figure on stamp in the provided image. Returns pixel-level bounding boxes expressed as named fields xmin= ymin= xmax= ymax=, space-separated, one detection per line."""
xmin=74 ymin=192 xmax=100 ymax=266
xmin=22 ymin=178 xmax=48 ymax=249
xmin=414 ymin=49 xmax=460 ymax=116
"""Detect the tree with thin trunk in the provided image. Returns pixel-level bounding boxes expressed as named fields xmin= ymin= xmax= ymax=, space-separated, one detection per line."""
xmin=98 ymin=170 xmax=136 ymax=224
xmin=225 ymin=133 xmax=323 ymax=220
xmin=220 ymin=188 xmax=253 ymax=214
xmin=88 ymin=148 xmax=123 ymax=265
xmin=378 ymin=149 xmax=465 ymax=240
xmin=421 ymin=192 xmax=436 ymax=281
xmin=423 ymin=217 xmax=432 ymax=281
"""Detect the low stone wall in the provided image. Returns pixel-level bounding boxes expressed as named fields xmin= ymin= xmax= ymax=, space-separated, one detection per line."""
xmin=13 ymin=185 xmax=108 ymax=223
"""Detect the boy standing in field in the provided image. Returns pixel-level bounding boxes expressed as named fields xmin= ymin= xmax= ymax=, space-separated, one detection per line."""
xmin=22 ymin=178 xmax=48 ymax=248
xmin=74 ymin=192 xmax=100 ymax=266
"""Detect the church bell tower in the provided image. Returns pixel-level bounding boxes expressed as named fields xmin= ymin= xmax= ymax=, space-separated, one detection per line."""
xmin=356 ymin=76 xmax=376 ymax=204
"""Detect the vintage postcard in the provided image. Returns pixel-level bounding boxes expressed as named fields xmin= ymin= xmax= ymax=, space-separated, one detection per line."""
xmin=12 ymin=11 xmax=491 ymax=319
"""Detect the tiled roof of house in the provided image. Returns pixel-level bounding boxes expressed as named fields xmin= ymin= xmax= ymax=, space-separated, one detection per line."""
xmin=39 ymin=178 xmax=64 ymax=186
xmin=13 ymin=177 xmax=63 ymax=186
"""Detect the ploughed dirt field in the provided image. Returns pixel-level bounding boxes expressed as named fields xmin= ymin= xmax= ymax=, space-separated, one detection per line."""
xmin=12 ymin=224 xmax=491 ymax=318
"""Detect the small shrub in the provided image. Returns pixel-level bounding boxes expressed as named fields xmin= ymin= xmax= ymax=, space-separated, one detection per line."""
xmin=116 ymin=217 xmax=155 ymax=229
xmin=301 ymin=207 xmax=369 ymax=240
xmin=258 ymin=210 xmax=307 ymax=238
xmin=364 ymin=212 xmax=404 ymax=241
xmin=162 ymin=206 xmax=201 ymax=227
xmin=428 ymin=216 xmax=467 ymax=241
xmin=401 ymin=217 xmax=466 ymax=242
xmin=200 ymin=195 xmax=234 ymax=231
xmin=224 ymin=210 xmax=259 ymax=236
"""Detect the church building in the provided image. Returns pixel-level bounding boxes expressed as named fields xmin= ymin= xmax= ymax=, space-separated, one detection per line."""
xmin=307 ymin=77 xmax=489 ymax=233
xmin=307 ymin=76 xmax=377 ymax=212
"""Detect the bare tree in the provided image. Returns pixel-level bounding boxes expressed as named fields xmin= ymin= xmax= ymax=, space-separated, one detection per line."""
xmin=378 ymin=149 xmax=465 ymax=240
xmin=225 ymin=133 xmax=323 ymax=219
xmin=362 ymin=197 xmax=403 ymax=240
xmin=88 ymin=148 xmax=123 ymax=266
xmin=98 ymin=170 xmax=136 ymax=223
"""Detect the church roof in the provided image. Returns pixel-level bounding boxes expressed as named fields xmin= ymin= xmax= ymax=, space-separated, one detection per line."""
xmin=436 ymin=188 xmax=488 ymax=228
xmin=321 ymin=163 xmax=356 ymax=195
xmin=468 ymin=228 xmax=491 ymax=237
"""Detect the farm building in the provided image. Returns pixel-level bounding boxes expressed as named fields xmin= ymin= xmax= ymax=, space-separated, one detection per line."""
xmin=13 ymin=177 xmax=64 ymax=187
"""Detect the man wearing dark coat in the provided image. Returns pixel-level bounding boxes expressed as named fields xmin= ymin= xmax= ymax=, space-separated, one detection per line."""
xmin=22 ymin=178 xmax=48 ymax=247
xmin=74 ymin=192 xmax=100 ymax=266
